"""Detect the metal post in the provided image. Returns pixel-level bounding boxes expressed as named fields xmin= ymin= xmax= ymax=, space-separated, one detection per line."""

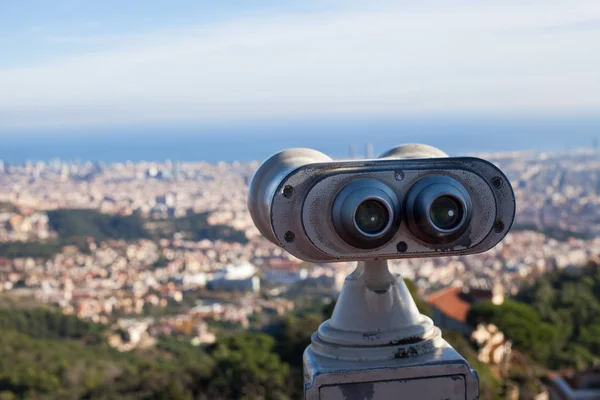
xmin=303 ymin=260 xmax=480 ymax=400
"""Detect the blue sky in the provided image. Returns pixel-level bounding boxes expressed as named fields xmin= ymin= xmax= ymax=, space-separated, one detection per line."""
xmin=1 ymin=0 xmax=600 ymax=132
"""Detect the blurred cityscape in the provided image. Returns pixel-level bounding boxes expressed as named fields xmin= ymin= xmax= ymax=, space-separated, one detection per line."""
xmin=0 ymin=147 xmax=598 ymax=399
xmin=0 ymin=148 xmax=597 ymax=344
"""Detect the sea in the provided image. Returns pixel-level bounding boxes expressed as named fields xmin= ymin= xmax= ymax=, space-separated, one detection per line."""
xmin=1 ymin=115 xmax=598 ymax=163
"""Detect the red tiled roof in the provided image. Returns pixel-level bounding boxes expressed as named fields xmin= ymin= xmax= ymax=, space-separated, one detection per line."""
xmin=426 ymin=286 xmax=471 ymax=323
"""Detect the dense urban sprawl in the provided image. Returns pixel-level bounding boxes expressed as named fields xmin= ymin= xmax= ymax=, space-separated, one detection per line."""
xmin=0 ymin=149 xmax=598 ymax=351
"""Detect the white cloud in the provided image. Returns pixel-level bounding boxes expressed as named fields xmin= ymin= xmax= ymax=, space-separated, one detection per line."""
xmin=1 ymin=1 xmax=600 ymax=130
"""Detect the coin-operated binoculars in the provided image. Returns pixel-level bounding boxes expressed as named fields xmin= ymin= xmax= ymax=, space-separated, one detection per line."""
xmin=248 ymin=144 xmax=515 ymax=400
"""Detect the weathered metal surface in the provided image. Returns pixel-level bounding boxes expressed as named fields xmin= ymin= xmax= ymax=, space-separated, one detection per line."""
xmin=270 ymin=156 xmax=514 ymax=262
xmin=304 ymin=340 xmax=480 ymax=400
xmin=306 ymin=261 xmax=479 ymax=399
xmin=299 ymin=165 xmax=493 ymax=261
xmin=315 ymin=261 xmax=435 ymax=349
xmin=379 ymin=144 xmax=449 ymax=160
xmin=247 ymin=148 xmax=331 ymax=245
xmin=320 ymin=375 xmax=466 ymax=400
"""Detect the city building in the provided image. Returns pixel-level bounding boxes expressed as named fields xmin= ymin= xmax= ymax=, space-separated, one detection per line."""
xmin=207 ymin=276 xmax=260 ymax=293
xmin=426 ymin=285 xmax=504 ymax=335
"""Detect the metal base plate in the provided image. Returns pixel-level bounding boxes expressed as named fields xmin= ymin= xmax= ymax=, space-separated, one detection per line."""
xmin=303 ymin=338 xmax=480 ymax=400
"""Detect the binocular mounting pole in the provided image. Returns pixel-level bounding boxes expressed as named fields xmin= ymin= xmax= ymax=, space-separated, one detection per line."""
xmin=303 ymin=259 xmax=480 ymax=400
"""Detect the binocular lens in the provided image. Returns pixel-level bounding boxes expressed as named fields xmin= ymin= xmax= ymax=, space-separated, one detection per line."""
xmin=332 ymin=179 xmax=400 ymax=249
xmin=405 ymin=175 xmax=472 ymax=244
xmin=429 ymin=195 xmax=463 ymax=230
xmin=355 ymin=199 xmax=390 ymax=235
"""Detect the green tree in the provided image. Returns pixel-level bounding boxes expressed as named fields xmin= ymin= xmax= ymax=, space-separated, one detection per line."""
xmin=208 ymin=333 xmax=290 ymax=400
xmin=0 ymin=308 xmax=105 ymax=342
xmin=47 ymin=209 xmax=149 ymax=240
xmin=515 ymin=260 xmax=600 ymax=370
xmin=273 ymin=314 xmax=322 ymax=367
xmin=467 ymin=299 xmax=559 ymax=364
xmin=168 ymin=212 xmax=248 ymax=243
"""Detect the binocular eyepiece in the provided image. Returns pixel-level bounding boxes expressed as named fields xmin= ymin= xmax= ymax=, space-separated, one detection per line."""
xmin=331 ymin=175 xmax=473 ymax=249
xmin=248 ymin=144 xmax=515 ymax=262
xmin=332 ymin=178 xmax=400 ymax=249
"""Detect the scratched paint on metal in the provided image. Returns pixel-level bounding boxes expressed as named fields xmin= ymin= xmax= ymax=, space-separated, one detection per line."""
xmin=320 ymin=375 xmax=466 ymax=400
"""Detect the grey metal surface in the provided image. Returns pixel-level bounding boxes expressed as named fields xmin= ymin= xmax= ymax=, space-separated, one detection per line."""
xmin=319 ymin=376 xmax=466 ymax=400
xmin=247 ymin=144 xmax=515 ymax=263
xmin=247 ymin=148 xmax=331 ymax=244
xmin=274 ymin=157 xmax=514 ymax=262
xmin=304 ymin=338 xmax=480 ymax=400
xmin=303 ymin=264 xmax=481 ymax=399
xmin=316 ymin=261 xmax=434 ymax=349
xmin=378 ymin=144 xmax=449 ymax=159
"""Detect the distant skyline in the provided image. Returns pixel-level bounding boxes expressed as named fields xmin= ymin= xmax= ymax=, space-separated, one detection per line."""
xmin=1 ymin=116 xmax=598 ymax=163
xmin=1 ymin=1 xmax=600 ymax=134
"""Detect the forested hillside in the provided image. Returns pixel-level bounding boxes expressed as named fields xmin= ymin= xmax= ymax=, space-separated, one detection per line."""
xmin=469 ymin=260 xmax=600 ymax=371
